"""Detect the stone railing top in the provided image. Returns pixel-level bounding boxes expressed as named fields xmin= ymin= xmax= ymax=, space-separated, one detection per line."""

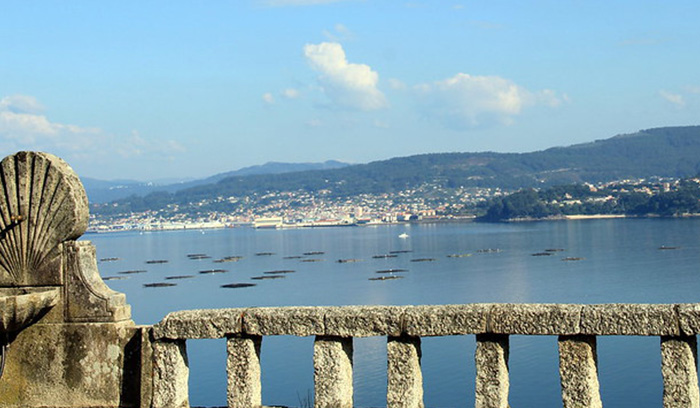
xmin=152 ymin=303 xmax=700 ymax=340
xmin=0 ymin=151 xmax=88 ymax=286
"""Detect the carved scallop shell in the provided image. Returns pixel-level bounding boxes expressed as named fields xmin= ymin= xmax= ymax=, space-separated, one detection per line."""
xmin=0 ymin=152 xmax=88 ymax=285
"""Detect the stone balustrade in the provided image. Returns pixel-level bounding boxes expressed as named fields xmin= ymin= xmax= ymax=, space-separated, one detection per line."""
xmin=149 ymin=303 xmax=700 ymax=408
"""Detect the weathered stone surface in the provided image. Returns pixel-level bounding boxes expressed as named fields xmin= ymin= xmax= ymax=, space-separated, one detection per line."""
xmin=0 ymin=151 xmax=88 ymax=287
xmin=0 ymin=321 xmax=143 ymax=408
xmin=243 ymin=307 xmax=324 ymax=336
xmin=678 ymin=303 xmax=700 ymax=336
xmin=153 ymin=308 xmax=244 ymax=340
xmin=137 ymin=326 xmax=154 ymax=408
xmin=227 ymin=335 xmax=262 ymax=408
xmin=580 ymin=304 xmax=679 ymax=335
xmin=324 ymin=305 xmax=405 ymax=337
xmin=0 ymin=287 xmax=59 ymax=334
xmin=488 ymin=303 xmax=582 ymax=335
xmin=475 ymin=334 xmax=509 ymax=408
xmin=387 ymin=335 xmax=423 ymax=408
xmin=152 ymin=339 xmax=190 ymax=408
xmin=404 ymin=304 xmax=489 ymax=336
xmin=63 ymin=240 xmax=131 ymax=323
xmin=314 ymin=336 xmax=353 ymax=408
xmin=558 ymin=335 xmax=602 ymax=408
xmin=661 ymin=336 xmax=700 ymax=408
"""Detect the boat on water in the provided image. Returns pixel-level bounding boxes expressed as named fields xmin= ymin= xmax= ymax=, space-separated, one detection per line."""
xmin=398 ymin=233 xmax=409 ymax=239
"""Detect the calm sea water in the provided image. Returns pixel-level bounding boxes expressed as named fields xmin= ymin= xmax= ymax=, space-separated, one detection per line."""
xmin=89 ymin=218 xmax=700 ymax=407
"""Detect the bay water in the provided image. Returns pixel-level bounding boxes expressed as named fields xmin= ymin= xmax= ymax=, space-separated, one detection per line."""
xmin=89 ymin=218 xmax=700 ymax=407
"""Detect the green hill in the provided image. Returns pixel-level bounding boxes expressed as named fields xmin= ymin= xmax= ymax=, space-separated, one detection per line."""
xmin=95 ymin=126 xmax=700 ymax=214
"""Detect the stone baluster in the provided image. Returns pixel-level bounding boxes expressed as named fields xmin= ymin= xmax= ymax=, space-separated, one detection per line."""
xmin=226 ymin=334 xmax=263 ymax=408
xmin=313 ymin=336 xmax=354 ymax=408
xmin=661 ymin=335 xmax=700 ymax=408
xmin=475 ymin=334 xmax=510 ymax=408
xmin=558 ymin=335 xmax=602 ymax=408
xmin=387 ymin=335 xmax=424 ymax=408
xmin=152 ymin=339 xmax=190 ymax=408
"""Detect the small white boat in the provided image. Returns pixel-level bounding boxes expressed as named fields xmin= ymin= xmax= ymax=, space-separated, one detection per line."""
xmin=398 ymin=233 xmax=409 ymax=239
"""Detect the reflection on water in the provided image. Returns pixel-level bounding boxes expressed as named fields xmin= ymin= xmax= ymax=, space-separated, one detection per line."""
xmin=88 ymin=218 xmax=700 ymax=407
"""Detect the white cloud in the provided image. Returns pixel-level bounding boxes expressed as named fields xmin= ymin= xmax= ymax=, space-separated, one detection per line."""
xmin=0 ymin=95 xmax=45 ymax=114
xmin=536 ymin=89 xmax=569 ymax=108
xmin=388 ymin=78 xmax=407 ymax=91
xmin=304 ymin=42 xmax=388 ymax=111
xmin=0 ymin=94 xmax=185 ymax=164
xmin=281 ymin=88 xmax=300 ymax=99
xmin=373 ymin=119 xmax=390 ymax=129
xmin=323 ymin=23 xmax=354 ymax=42
xmin=415 ymin=73 xmax=564 ymax=128
xmin=684 ymin=86 xmax=700 ymax=95
xmin=262 ymin=93 xmax=276 ymax=104
xmin=660 ymin=90 xmax=685 ymax=108
xmin=0 ymin=97 xmax=100 ymax=147
xmin=306 ymin=119 xmax=323 ymax=127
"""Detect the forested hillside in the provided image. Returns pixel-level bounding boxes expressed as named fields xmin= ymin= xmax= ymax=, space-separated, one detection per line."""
xmin=93 ymin=126 xmax=700 ymax=215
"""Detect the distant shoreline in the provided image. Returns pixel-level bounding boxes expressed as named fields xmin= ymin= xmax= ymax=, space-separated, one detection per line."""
xmin=564 ymin=214 xmax=627 ymax=220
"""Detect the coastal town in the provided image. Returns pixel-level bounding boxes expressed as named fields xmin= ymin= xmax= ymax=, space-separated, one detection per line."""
xmin=88 ymin=184 xmax=500 ymax=232
xmin=87 ymin=176 xmax=688 ymax=233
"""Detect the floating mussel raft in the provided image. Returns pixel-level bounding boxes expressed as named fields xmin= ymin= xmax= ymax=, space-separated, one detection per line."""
xmin=263 ymin=270 xmax=295 ymax=275
xmin=251 ymin=275 xmax=285 ymax=280
xmin=376 ymin=269 xmax=407 ymax=274
xmin=143 ymin=282 xmax=177 ymax=288
xmin=221 ymin=283 xmax=257 ymax=289
xmin=213 ymin=256 xmax=243 ymax=263
xmin=199 ymin=269 xmax=228 ymax=274
xmin=369 ymin=276 xmax=403 ymax=281
xmin=118 ymin=270 xmax=147 ymax=274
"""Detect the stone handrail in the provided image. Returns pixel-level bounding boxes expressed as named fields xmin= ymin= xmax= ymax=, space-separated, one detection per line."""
xmin=150 ymin=303 xmax=700 ymax=408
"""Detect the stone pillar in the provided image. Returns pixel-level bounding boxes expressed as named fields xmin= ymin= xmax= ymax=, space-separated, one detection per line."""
xmin=313 ymin=336 xmax=353 ymax=408
xmin=152 ymin=339 xmax=189 ymax=408
xmin=558 ymin=335 xmax=602 ymax=408
xmin=226 ymin=334 xmax=262 ymax=408
xmin=475 ymin=334 xmax=510 ymax=408
xmin=387 ymin=335 xmax=423 ymax=408
xmin=661 ymin=336 xmax=700 ymax=408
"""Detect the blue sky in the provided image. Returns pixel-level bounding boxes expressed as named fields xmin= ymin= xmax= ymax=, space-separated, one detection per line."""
xmin=1 ymin=1 xmax=699 ymax=181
